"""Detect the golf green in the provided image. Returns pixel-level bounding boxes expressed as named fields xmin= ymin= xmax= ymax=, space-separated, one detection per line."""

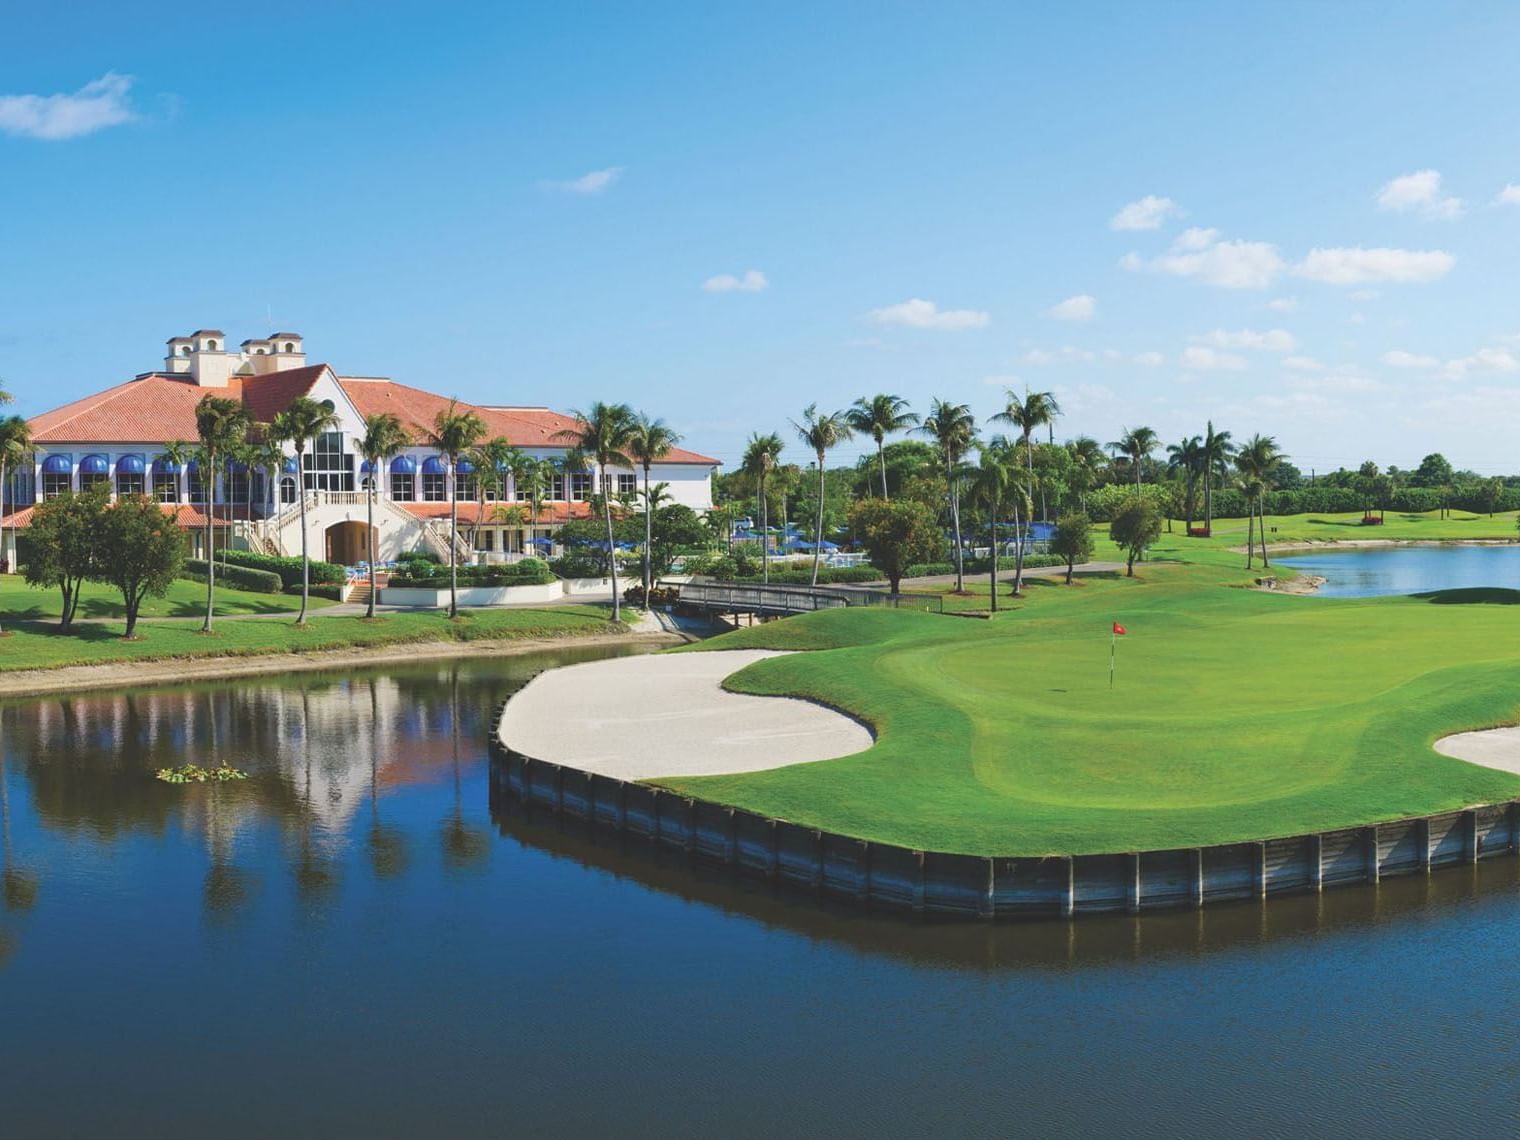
xmin=656 ymin=558 xmax=1520 ymax=855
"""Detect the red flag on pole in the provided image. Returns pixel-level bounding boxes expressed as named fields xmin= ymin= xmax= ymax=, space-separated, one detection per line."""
xmin=1112 ymin=622 xmax=1127 ymax=635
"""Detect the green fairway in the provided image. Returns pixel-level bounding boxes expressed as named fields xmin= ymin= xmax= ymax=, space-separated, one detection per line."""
xmin=1166 ymin=507 xmax=1519 ymax=551
xmin=0 ymin=574 xmax=336 ymax=621
xmin=657 ymin=555 xmax=1520 ymax=856
xmin=0 ymin=604 xmax=616 ymax=672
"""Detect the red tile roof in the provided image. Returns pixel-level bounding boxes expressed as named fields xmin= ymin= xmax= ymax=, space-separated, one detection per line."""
xmin=338 ymin=379 xmax=721 ymax=465
xmin=396 ymin=500 xmax=594 ymax=523
xmin=26 ymin=366 xmax=721 ymax=467
xmin=2 ymin=503 xmax=234 ymax=529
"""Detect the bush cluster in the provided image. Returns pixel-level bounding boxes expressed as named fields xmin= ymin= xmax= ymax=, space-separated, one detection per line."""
xmin=390 ymin=557 xmax=555 ymax=589
xmin=623 ymin=584 xmax=680 ymax=607
xmin=285 ymin=583 xmax=346 ymax=601
xmin=182 ymin=559 xmax=283 ymax=594
xmin=217 ymin=548 xmax=345 ymax=587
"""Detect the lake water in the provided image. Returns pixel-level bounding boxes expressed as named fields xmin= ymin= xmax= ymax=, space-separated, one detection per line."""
xmin=1278 ymin=543 xmax=1520 ymax=597
xmin=4 ymin=650 xmax=1520 ymax=1135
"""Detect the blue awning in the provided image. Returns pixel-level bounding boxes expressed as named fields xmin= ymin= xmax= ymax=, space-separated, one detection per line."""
xmin=283 ymin=456 xmax=300 ymax=474
xmin=79 ymin=454 xmax=109 ymax=475
xmin=186 ymin=459 xmax=201 ymax=475
xmin=421 ymin=456 xmax=448 ymax=474
xmin=390 ymin=455 xmax=417 ymax=475
xmin=359 ymin=459 xmax=374 ymax=474
xmin=116 ymin=454 xmax=146 ymax=475
xmin=41 ymin=454 xmax=71 ymax=475
xmin=152 ymin=455 xmax=181 ymax=474
xmin=455 ymin=458 xmax=476 ymax=474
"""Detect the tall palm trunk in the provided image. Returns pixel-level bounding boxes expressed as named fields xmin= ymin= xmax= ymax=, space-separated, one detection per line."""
xmin=296 ymin=444 xmax=311 ymax=624
xmin=877 ymin=438 xmax=889 ymax=499
xmin=1011 ymin=495 xmax=1026 ymax=596
xmin=604 ymin=462 xmax=621 ymax=621
xmin=1259 ymin=499 xmax=1271 ymax=567
xmin=809 ymin=452 xmax=825 ymax=587
xmin=1245 ymin=497 xmax=1256 ymax=569
xmin=642 ymin=460 xmax=653 ymax=602
xmin=448 ymin=457 xmax=460 ymax=619
xmin=759 ymin=472 xmax=770 ymax=585
xmin=1204 ymin=474 xmax=1214 ymax=534
xmin=988 ymin=509 xmax=998 ymax=612
xmin=948 ymin=458 xmax=965 ymax=592
xmin=366 ymin=478 xmax=378 ymax=619
xmin=202 ymin=458 xmax=216 ymax=633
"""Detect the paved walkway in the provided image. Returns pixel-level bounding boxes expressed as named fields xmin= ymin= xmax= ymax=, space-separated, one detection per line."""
xmin=497 ymin=649 xmax=874 ymax=779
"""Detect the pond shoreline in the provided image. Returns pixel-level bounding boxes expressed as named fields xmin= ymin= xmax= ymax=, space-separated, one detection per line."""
xmin=0 ymin=629 xmax=685 ymax=698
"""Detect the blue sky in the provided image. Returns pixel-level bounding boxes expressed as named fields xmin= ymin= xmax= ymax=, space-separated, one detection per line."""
xmin=4 ymin=1 xmax=1520 ymax=475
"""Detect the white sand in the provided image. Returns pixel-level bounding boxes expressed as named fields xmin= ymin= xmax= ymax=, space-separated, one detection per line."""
xmin=1434 ymin=727 xmax=1520 ymax=775
xmin=496 ymin=649 xmax=874 ymax=779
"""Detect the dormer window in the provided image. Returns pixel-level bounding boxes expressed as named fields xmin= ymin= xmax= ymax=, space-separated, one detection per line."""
xmin=207 ymin=340 xmax=218 ymax=351
xmin=180 ymin=346 xmax=191 ymax=356
xmin=283 ymin=342 xmax=295 ymax=353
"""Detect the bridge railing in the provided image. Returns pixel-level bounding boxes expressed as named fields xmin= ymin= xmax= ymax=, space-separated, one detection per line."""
xmin=665 ymin=577 xmax=944 ymax=615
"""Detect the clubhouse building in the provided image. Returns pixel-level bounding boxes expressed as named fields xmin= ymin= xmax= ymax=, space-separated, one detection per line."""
xmin=1 ymin=329 xmax=719 ymax=567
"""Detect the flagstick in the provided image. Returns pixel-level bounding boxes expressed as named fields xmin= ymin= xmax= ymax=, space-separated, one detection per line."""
xmin=1109 ymin=625 xmax=1116 ymax=689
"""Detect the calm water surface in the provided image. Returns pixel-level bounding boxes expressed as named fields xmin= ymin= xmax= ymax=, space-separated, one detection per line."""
xmin=3 ymin=646 xmax=1520 ymax=1136
xmin=1279 ymin=543 xmax=1520 ymax=597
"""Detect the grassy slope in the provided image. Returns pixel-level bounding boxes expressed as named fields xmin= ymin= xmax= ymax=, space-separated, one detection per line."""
xmin=658 ymin=536 xmax=1520 ymax=856
xmin=0 ymin=574 xmax=336 ymax=621
xmin=0 ymin=605 xmax=616 ymax=672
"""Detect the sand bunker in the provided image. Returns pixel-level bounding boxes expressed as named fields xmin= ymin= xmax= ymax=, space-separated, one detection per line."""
xmin=1434 ymin=727 xmax=1520 ymax=776
xmin=496 ymin=649 xmax=874 ymax=780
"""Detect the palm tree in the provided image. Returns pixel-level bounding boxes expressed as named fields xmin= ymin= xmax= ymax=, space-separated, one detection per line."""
xmin=251 ymin=435 xmax=287 ymax=538
xmin=555 ymin=402 xmax=636 ymax=620
xmin=1200 ymin=420 xmax=1235 ymax=535
xmin=993 ymin=388 xmax=1061 ymax=520
xmin=1066 ymin=435 xmax=1106 ymax=513
xmin=626 ymin=413 xmax=683 ymax=603
xmin=510 ymin=456 xmax=550 ymax=554
xmin=847 ymin=394 xmax=918 ymax=500
xmin=789 ymin=405 xmax=853 ymax=587
xmin=429 ymin=400 xmax=489 ymax=620
xmin=358 ymin=412 xmax=410 ymax=618
xmin=919 ymin=399 xmax=977 ymax=592
xmin=1166 ymin=435 xmax=1205 ymax=534
xmin=193 ymin=395 xmax=251 ymax=633
xmin=966 ymin=444 xmax=1017 ymax=611
xmin=269 ymin=396 xmax=340 ymax=625
xmin=740 ymin=432 xmax=784 ymax=583
xmin=466 ymin=436 xmax=518 ymax=552
xmin=0 ymin=415 xmax=32 ymax=584
xmin=1236 ymin=433 xmax=1283 ymax=568
xmin=1108 ymin=426 xmax=1159 ymax=497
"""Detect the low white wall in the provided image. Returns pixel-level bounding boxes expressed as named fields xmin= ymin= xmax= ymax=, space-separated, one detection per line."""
xmin=563 ymin=577 xmax=613 ymax=596
xmin=380 ymin=581 xmax=565 ymax=607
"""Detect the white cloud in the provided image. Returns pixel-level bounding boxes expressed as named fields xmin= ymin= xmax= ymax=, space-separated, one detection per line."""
xmin=1376 ymin=169 xmax=1464 ymax=220
xmin=1045 ymin=294 xmax=1096 ymax=321
xmin=1283 ymin=355 xmax=1327 ymax=372
xmin=1348 ymin=289 xmax=1380 ymax=301
xmin=1266 ymin=297 xmax=1299 ymax=312
xmin=1294 ymin=247 xmax=1454 ymax=285
xmin=702 ymin=269 xmax=768 ymax=293
xmin=1194 ymin=328 xmax=1296 ymax=352
xmin=867 ymin=298 xmax=989 ymax=331
xmin=1497 ymin=184 xmax=1520 ymax=206
xmin=1109 ymin=195 xmax=1182 ymax=231
xmin=0 ymin=73 xmax=136 ymax=140
xmin=1124 ymin=228 xmax=1284 ymax=289
xmin=1132 ymin=351 xmax=1165 ymax=368
xmin=1383 ymin=349 xmax=1439 ymax=369
xmin=980 ymin=373 xmax=1022 ymax=387
xmin=1284 ymin=373 xmax=1383 ymax=396
xmin=1180 ymin=346 xmax=1248 ymax=371
xmin=1440 ymin=347 xmax=1519 ymax=381
xmin=542 ymin=166 xmax=624 ymax=194
xmin=1021 ymin=346 xmax=1095 ymax=365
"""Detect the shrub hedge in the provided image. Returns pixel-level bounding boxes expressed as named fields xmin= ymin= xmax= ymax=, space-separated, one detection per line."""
xmin=220 ymin=549 xmax=346 ymax=587
xmin=390 ymin=557 xmax=556 ymax=589
xmin=285 ymin=583 xmax=346 ymax=602
xmin=180 ymin=559 xmax=283 ymax=594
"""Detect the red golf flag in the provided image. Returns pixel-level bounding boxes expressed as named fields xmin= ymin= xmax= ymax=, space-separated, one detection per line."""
xmin=1112 ymin=622 xmax=1127 ymax=635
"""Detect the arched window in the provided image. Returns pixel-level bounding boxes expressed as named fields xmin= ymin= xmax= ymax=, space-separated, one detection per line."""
xmin=115 ymin=454 xmax=146 ymax=497
xmin=180 ymin=345 xmax=191 ymax=356
xmin=207 ymin=340 xmax=218 ymax=351
xmin=78 ymin=454 xmax=110 ymax=493
xmin=284 ymin=342 xmax=295 ymax=353
xmin=280 ymin=476 xmax=297 ymax=505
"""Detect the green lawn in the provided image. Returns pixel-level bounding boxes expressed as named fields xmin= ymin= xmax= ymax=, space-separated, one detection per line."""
xmin=0 ymin=574 xmax=336 ymax=621
xmin=658 ymin=553 xmax=1520 ymax=856
xmin=0 ymin=604 xmax=617 ymax=672
xmin=1177 ymin=507 xmax=1519 ymax=550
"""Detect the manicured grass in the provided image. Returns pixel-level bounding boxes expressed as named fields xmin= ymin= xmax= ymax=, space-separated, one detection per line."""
xmin=0 ymin=604 xmax=617 ymax=672
xmin=1174 ymin=507 xmax=1519 ymax=550
xmin=0 ymin=574 xmax=336 ymax=621
xmin=658 ymin=555 xmax=1520 ymax=856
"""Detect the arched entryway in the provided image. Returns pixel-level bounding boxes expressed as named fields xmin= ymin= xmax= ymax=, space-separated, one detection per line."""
xmin=325 ymin=520 xmax=377 ymax=566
